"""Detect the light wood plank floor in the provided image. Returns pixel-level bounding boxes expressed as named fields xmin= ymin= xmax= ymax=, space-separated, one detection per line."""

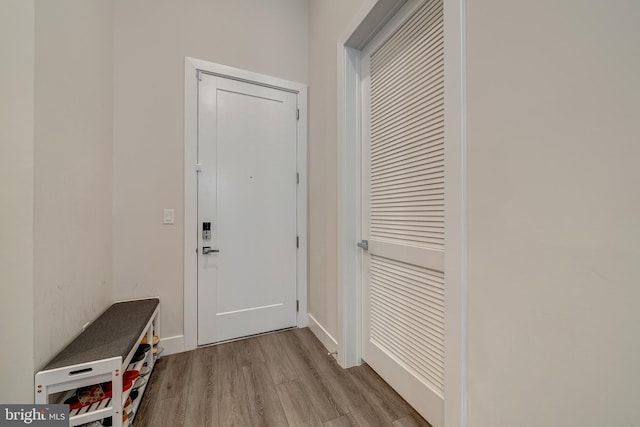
xmin=135 ymin=328 xmax=432 ymax=427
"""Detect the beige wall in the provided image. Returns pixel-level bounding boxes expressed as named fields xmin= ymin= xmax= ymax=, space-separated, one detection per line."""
xmin=33 ymin=0 xmax=114 ymax=370
xmin=307 ymin=0 xmax=368 ymax=344
xmin=0 ymin=0 xmax=35 ymax=404
xmin=466 ymin=0 xmax=640 ymax=425
xmin=112 ymin=0 xmax=309 ymax=340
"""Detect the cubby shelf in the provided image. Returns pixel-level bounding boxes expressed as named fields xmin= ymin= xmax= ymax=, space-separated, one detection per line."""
xmin=35 ymin=298 xmax=160 ymax=427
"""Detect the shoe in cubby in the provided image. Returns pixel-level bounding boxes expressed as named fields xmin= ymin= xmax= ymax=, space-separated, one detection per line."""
xmin=141 ymin=335 xmax=159 ymax=345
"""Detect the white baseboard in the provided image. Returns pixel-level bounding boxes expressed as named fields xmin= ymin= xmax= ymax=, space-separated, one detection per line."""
xmin=159 ymin=335 xmax=185 ymax=356
xmin=160 ymin=322 xmax=335 ymax=358
xmin=308 ymin=313 xmax=338 ymax=354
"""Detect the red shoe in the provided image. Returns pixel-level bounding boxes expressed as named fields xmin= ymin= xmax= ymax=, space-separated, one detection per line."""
xmin=123 ymin=370 xmax=140 ymax=391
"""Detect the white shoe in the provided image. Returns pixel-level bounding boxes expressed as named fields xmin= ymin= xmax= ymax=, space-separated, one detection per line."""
xmin=153 ymin=346 xmax=165 ymax=357
xmin=132 ymin=376 xmax=147 ymax=390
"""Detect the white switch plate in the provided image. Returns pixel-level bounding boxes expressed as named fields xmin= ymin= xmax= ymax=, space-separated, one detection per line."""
xmin=163 ymin=209 xmax=175 ymax=224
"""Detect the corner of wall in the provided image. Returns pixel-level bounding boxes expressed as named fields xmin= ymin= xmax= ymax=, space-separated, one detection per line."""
xmin=308 ymin=313 xmax=339 ymax=355
xmin=0 ymin=0 xmax=36 ymax=404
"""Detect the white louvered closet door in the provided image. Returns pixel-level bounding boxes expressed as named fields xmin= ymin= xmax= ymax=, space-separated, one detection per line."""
xmin=361 ymin=1 xmax=444 ymax=426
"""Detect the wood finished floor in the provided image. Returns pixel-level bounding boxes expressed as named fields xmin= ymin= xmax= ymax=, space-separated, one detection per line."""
xmin=135 ymin=328 xmax=431 ymax=427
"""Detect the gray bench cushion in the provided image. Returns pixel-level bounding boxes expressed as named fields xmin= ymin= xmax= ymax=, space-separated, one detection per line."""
xmin=43 ymin=298 xmax=159 ymax=370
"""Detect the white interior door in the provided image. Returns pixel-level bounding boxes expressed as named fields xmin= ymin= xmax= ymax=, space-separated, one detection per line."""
xmin=197 ymin=73 xmax=298 ymax=345
xmin=360 ymin=1 xmax=445 ymax=426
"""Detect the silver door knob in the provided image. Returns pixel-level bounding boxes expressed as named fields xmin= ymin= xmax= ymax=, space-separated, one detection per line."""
xmin=202 ymin=246 xmax=220 ymax=255
xmin=357 ymin=240 xmax=368 ymax=251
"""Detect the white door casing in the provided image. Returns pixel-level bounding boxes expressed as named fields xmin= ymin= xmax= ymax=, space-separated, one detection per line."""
xmin=197 ymin=74 xmax=298 ymax=345
xmin=184 ymin=58 xmax=308 ymax=351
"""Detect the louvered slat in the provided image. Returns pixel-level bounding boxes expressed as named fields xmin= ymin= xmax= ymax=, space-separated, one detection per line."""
xmin=370 ymin=255 xmax=445 ymax=396
xmin=371 ymin=117 xmax=443 ymax=151
xmin=369 ymin=7 xmax=445 ymax=249
xmin=370 ymin=179 xmax=443 ymax=193
xmin=372 ymin=155 xmax=444 ymax=178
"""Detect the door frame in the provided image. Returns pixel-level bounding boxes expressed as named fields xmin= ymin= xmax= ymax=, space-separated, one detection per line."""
xmin=336 ymin=1 xmax=467 ymax=426
xmin=183 ymin=57 xmax=308 ymax=351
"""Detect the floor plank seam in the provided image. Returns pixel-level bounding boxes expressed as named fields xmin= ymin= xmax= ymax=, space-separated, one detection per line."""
xmin=134 ymin=328 xmax=431 ymax=427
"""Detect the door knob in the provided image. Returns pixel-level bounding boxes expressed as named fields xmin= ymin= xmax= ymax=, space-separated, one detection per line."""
xmin=202 ymin=246 xmax=220 ymax=255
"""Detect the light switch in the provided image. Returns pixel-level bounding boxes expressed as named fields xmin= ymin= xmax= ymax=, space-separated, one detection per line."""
xmin=163 ymin=209 xmax=175 ymax=225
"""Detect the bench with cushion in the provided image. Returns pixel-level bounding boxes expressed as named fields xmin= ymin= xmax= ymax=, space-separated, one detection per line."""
xmin=35 ymin=298 xmax=159 ymax=427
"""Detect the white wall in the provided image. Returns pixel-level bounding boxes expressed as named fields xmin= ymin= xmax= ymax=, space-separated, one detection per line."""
xmin=0 ymin=0 xmax=35 ymax=404
xmin=466 ymin=0 xmax=640 ymax=425
xmin=112 ymin=0 xmax=309 ymax=343
xmin=307 ymin=0 xmax=368 ymax=348
xmin=33 ymin=0 xmax=114 ymax=370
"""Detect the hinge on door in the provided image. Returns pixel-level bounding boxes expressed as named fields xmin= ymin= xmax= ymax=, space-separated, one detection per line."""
xmin=296 ymin=236 xmax=299 ymax=248
xmin=296 ymin=172 xmax=299 ymax=184
xmin=196 ymin=70 xmax=202 ymax=82
xmin=296 ymin=109 xmax=300 ymax=120
xmin=296 ymin=300 xmax=299 ymax=312
xmin=195 ymin=163 xmax=202 ymax=173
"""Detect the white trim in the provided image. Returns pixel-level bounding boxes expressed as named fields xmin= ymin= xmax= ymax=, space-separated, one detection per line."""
xmin=341 ymin=0 xmax=410 ymax=50
xmin=336 ymin=45 xmax=362 ymax=368
xmin=184 ymin=57 xmax=308 ymax=351
xmin=336 ymin=0 xmax=417 ymax=371
xmin=443 ymin=0 xmax=467 ymax=426
xmin=337 ymin=1 xmax=467 ymax=426
xmin=158 ymin=335 xmax=185 ymax=357
xmin=184 ymin=58 xmax=198 ymax=351
xmin=296 ymin=80 xmax=310 ymax=330
xmin=308 ymin=314 xmax=339 ymax=354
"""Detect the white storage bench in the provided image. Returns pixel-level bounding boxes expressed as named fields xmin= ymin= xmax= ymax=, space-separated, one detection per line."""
xmin=35 ymin=298 xmax=160 ymax=427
